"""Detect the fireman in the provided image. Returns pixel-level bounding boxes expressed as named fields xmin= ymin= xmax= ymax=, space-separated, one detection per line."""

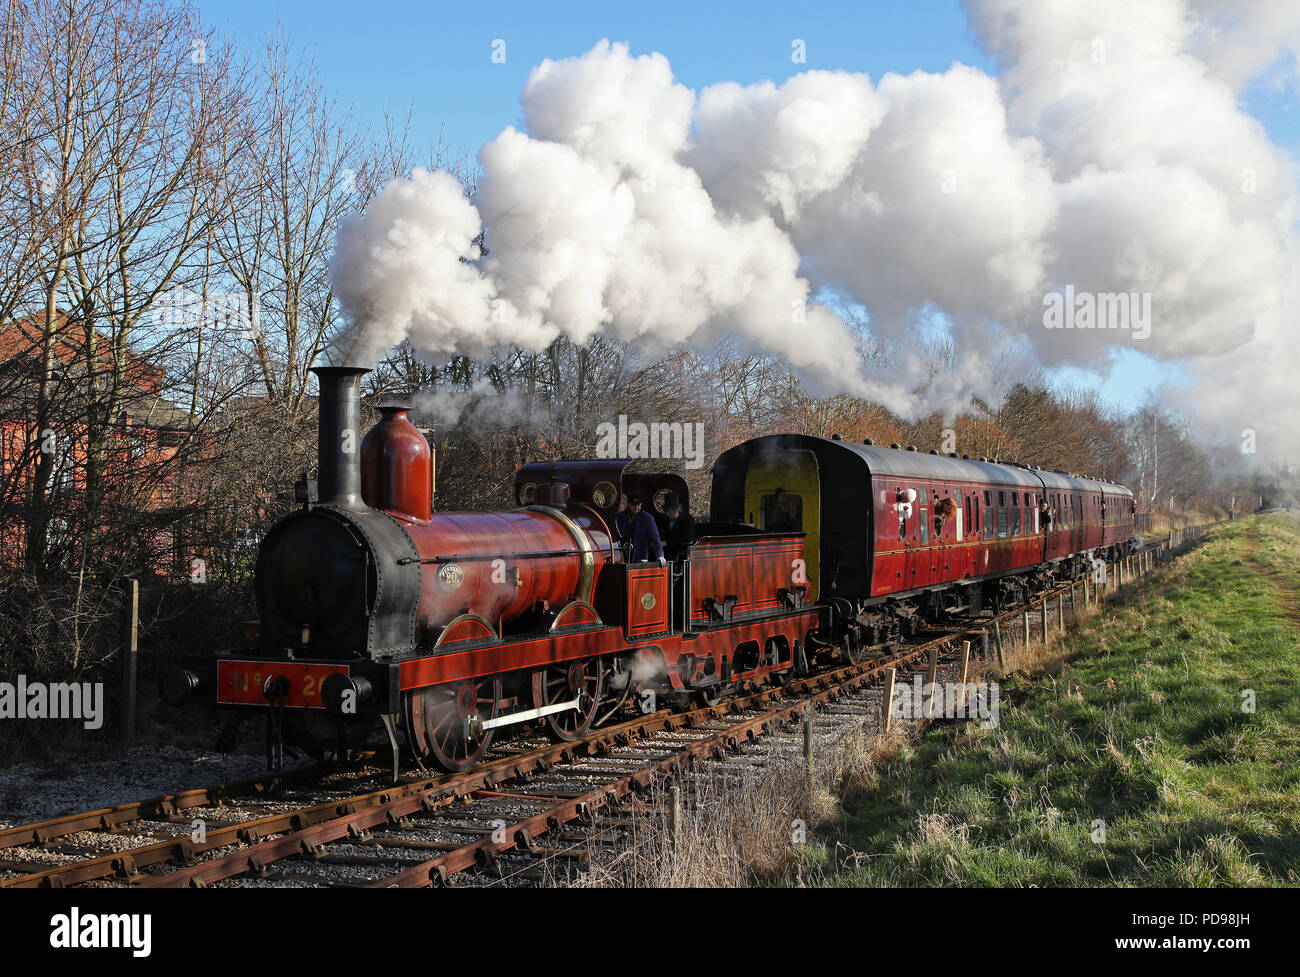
xmin=616 ymin=492 xmax=666 ymax=565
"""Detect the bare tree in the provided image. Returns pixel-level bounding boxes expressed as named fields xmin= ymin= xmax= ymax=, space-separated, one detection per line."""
xmin=215 ymin=30 xmax=388 ymax=414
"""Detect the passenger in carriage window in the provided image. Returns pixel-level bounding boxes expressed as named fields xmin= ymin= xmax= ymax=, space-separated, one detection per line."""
xmin=894 ymin=488 xmax=915 ymax=540
xmin=934 ymin=496 xmax=957 ymax=536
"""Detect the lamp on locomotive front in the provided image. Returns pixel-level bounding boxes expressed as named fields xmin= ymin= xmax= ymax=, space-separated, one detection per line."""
xmin=361 ymin=403 xmax=433 ymax=523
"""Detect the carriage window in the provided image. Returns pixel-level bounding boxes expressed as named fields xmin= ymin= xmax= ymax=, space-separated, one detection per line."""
xmin=760 ymin=493 xmax=802 ymax=533
xmin=1012 ymin=506 xmax=1021 ymax=536
xmin=997 ymin=506 xmax=1008 ymax=538
xmin=919 ymin=488 xmax=929 ymax=545
xmin=984 ymin=490 xmax=992 ymax=506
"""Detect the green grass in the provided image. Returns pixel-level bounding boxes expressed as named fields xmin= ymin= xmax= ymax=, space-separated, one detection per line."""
xmin=793 ymin=513 xmax=1300 ymax=887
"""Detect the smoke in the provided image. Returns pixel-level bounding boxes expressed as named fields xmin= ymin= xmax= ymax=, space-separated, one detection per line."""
xmin=409 ymin=378 xmax=545 ymax=429
xmin=331 ymin=1 xmax=1299 ymax=458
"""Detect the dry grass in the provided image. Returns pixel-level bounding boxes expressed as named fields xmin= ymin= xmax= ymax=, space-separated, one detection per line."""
xmin=1146 ymin=508 xmax=1220 ymax=535
xmin=570 ymin=720 xmax=908 ymax=887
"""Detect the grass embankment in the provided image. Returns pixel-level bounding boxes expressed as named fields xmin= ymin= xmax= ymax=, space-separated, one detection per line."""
xmin=795 ymin=513 xmax=1300 ymax=887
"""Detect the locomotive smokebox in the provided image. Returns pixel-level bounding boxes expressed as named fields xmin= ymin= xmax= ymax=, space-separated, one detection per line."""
xmin=361 ymin=403 xmax=433 ymax=522
xmin=312 ymin=365 xmax=370 ymax=509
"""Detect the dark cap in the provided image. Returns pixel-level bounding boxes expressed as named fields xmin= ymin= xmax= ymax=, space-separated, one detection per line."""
xmin=662 ymin=492 xmax=680 ymax=509
xmin=627 ymin=491 xmax=644 ymax=503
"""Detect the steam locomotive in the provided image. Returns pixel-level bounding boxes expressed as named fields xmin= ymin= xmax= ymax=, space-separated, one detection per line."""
xmin=164 ymin=366 xmax=1135 ymax=773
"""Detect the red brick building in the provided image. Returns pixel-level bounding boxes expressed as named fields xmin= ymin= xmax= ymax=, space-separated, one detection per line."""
xmin=0 ymin=313 xmax=194 ymax=575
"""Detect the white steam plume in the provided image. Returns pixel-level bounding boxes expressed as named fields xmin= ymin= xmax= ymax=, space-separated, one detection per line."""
xmin=410 ymin=379 xmax=542 ymax=429
xmin=332 ymin=3 xmax=1299 ymax=458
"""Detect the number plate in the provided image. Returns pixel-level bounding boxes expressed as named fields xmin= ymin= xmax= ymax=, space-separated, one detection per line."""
xmin=216 ymin=660 xmax=350 ymax=709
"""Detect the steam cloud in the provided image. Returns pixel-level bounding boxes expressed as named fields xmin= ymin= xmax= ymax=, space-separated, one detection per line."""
xmin=410 ymin=379 xmax=542 ymax=429
xmin=331 ymin=0 xmax=1299 ymax=460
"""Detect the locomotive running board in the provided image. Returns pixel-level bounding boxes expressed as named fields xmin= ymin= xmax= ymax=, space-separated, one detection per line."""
xmin=481 ymin=697 xmax=580 ymax=731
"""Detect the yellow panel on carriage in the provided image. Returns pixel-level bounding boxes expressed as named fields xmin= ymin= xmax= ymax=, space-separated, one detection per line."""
xmin=742 ymin=449 xmax=820 ymax=600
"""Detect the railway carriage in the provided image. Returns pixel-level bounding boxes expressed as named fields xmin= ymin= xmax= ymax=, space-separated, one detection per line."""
xmin=166 ymin=370 xmax=1136 ymax=776
xmin=711 ymin=434 xmax=1134 ymax=649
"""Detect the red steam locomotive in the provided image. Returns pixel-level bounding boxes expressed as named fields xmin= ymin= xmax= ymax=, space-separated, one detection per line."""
xmin=164 ymin=367 xmax=1136 ymax=773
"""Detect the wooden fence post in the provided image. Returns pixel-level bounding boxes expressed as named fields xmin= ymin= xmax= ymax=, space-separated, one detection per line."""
xmin=881 ymin=667 xmax=897 ymax=732
xmin=121 ymin=578 xmax=139 ymax=751
xmin=993 ymin=622 xmax=1005 ymax=667
xmin=803 ymin=718 xmax=814 ymax=780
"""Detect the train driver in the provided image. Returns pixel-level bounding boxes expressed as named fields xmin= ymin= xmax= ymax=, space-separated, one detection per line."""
xmin=658 ymin=492 xmax=695 ymax=562
xmin=616 ymin=492 xmax=666 ymax=565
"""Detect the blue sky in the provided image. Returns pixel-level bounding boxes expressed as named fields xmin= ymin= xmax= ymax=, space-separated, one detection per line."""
xmin=197 ymin=1 xmax=999 ymax=150
xmin=196 ymin=0 xmax=1297 ymax=411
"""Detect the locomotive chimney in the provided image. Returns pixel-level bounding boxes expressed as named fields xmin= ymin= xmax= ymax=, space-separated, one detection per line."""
xmin=311 ymin=365 xmax=370 ymax=510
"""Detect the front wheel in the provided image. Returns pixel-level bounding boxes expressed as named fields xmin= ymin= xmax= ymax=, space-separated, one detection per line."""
xmin=405 ymin=676 xmax=502 ymax=772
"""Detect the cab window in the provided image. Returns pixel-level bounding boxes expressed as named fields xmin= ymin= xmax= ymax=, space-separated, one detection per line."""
xmin=760 ymin=493 xmax=802 ymax=533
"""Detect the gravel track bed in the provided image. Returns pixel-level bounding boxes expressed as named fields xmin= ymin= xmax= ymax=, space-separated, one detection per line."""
xmin=0 ymin=746 xmax=270 ymax=828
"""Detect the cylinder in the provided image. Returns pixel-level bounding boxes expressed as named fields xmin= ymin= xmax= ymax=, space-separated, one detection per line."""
xmin=362 ymin=403 xmax=433 ymax=523
xmin=312 ymin=366 xmax=369 ymax=510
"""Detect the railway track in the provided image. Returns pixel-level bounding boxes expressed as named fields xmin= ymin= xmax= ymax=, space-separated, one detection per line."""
xmin=0 ymin=538 xmax=1205 ymax=889
xmin=0 ymin=631 xmax=970 ymax=888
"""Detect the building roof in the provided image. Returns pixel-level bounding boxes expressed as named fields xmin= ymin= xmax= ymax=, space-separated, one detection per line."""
xmin=0 ymin=312 xmax=192 ymax=431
